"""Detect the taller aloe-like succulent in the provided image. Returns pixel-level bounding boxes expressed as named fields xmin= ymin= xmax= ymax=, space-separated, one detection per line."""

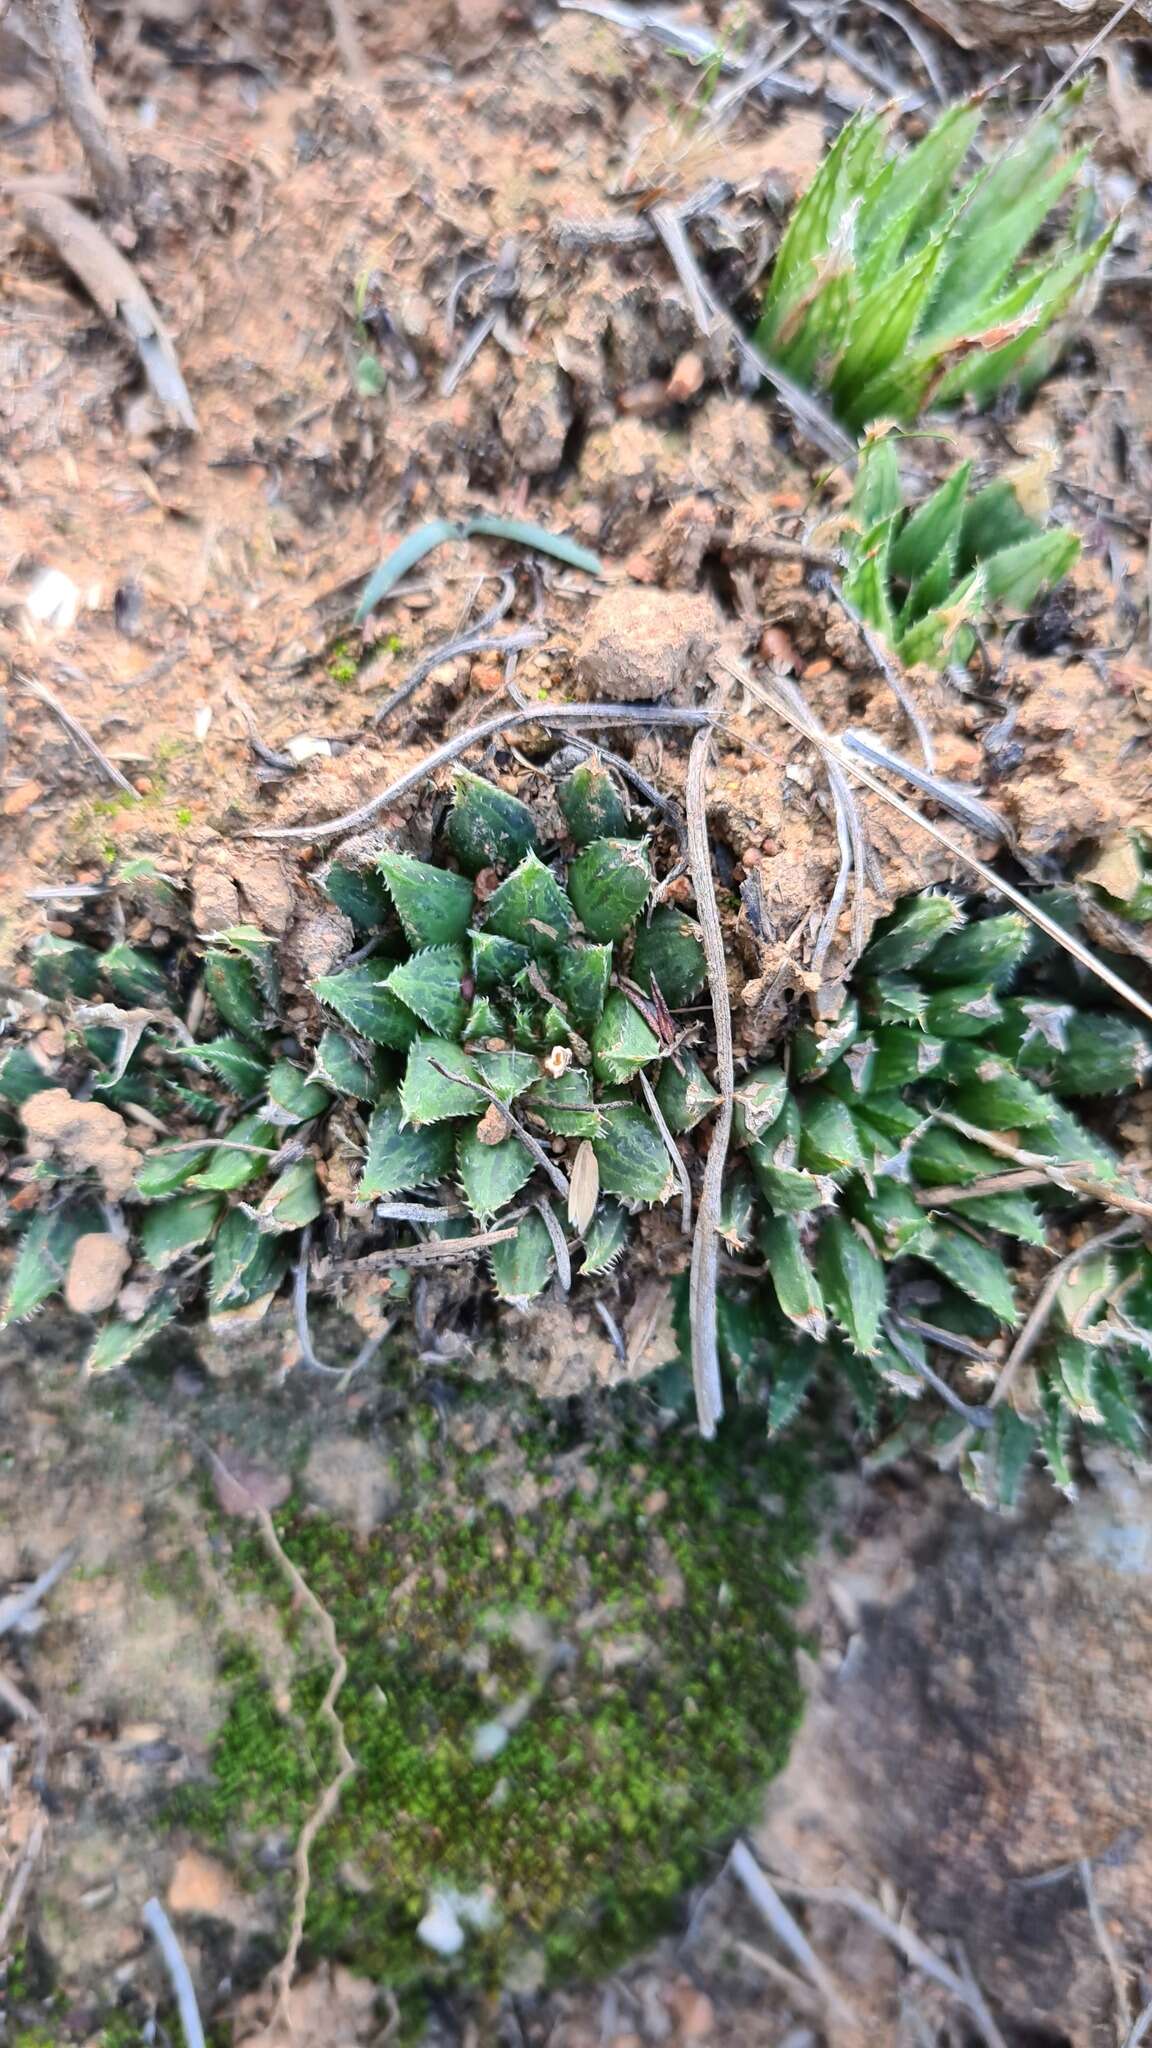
xmin=709 ymin=892 xmax=1152 ymax=1507
xmin=757 ymin=88 xmax=1114 ymax=432
xmin=0 ymin=763 xmax=708 ymax=1358
xmin=841 ymin=434 xmax=1081 ymax=669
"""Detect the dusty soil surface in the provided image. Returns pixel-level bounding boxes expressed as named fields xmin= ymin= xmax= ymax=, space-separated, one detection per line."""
xmin=5 ymin=0 xmax=1152 ymax=2043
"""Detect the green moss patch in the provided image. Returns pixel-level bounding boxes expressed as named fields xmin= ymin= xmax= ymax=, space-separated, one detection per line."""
xmin=176 ymin=1407 xmax=807 ymax=1991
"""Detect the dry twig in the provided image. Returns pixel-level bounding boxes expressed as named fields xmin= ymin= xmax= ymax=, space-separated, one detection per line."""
xmin=639 ymin=1067 xmax=692 ymax=1233
xmin=142 ymin=1897 xmax=207 ymax=2048
xmin=822 ymin=575 xmax=936 ymax=771
xmin=728 ymin=1843 xmax=860 ymax=2028
xmin=0 ymin=1821 xmax=45 ymax=1956
xmin=1079 ymin=1856 xmax=1134 ymax=2039
xmin=989 ymin=1218 xmax=1141 ymax=1410
xmin=17 ymin=193 xmax=197 ymax=429
xmin=685 ymin=726 xmax=730 ymax=1439
xmin=15 ymin=673 xmax=138 ymax=796
xmin=24 ymin=0 xmax=131 ymax=212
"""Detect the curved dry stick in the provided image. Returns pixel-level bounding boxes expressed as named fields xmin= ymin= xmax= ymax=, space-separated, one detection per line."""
xmin=142 ymin=1899 xmax=207 ymax=2048
xmin=990 ymin=1218 xmax=1140 ymax=1410
xmin=685 ymin=727 xmax=730 ymax=1439
xmin=25 ymin=0 xmax=131 ymax=212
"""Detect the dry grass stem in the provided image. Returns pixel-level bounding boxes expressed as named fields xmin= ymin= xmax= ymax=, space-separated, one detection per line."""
xmin=685 ymin=726 xmax=730 ymax=1439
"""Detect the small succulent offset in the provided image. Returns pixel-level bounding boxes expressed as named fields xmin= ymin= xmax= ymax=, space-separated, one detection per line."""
xmin=757 ymin=87 xmax=1114 ymax=432
xmin=0 ymin=765 xmax=708 ymax=1362
xmin=708 ymin=892 xmax=1152 ymax=1507
xmin=840 ymin=434 xmax=1080 ymax=670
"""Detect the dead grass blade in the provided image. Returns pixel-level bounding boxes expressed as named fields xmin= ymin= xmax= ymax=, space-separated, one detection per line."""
xmin=685 ymin=726 xmax=730 ymax=1440
xmin=639 ymin=1066 xmax=692 ymax=1233
xmin=989 ymin=1217 xmax=1141 ymax=1410
xmin=15 ymin=672 xmax=138 ymax=796
xmin=24 ymin=0 xmax=131 ymax=212
xmin=719 ymin=657 xmax=1152 ymax=1029
xmin=17 ymin=192 xmax=197 ymax=429
xmin=142 ymin=1899 xmax=207 ymax=2048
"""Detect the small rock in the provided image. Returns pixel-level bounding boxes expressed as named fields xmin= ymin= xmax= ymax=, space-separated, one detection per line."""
xmin=303 ymin=1435 xmax=397 ymax=1538
xmin=666 ymin=350 xmax=705 ymax=402
xmin=22 ymin=1090 xmax=139 ymax=1201
xmin=498 ymin=358 xmax=572 ymax=477
xmin=211 ymin=1456 xmax=292 ymax=1518
xmin=476 ymin=1101 xmax=510 ymax=1146
xmin=2 ymin=780 xmax=44 ymax=817
xmin=667 ymin=1981 xmax=715 ymax=2037
xmin=64 ymin=1234 xmax=131 ymax=1315
xmin=575 ymin=586 xmax=719 ymax=702
xmin=168 ymin=1848 xmax=243 ymax=1920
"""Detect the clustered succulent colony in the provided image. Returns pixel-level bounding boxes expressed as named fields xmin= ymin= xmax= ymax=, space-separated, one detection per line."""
xmin=758 ymin=85 xmax=1113 ymax=431
xmin=3 ymin=781 xmax=1151 ymax=1505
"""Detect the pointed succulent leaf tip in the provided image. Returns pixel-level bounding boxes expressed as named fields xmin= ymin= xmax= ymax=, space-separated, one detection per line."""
xmin=815 ymin=1214 xmax=886 ymax=1356
xmin=86 ymin=1301 xmax=177 ymax=1378
xmin=490 ymin=1209 xmax=554 ymax=1305
xmin=656 ymin=1052 xmax=720 ymax=1135
xmin=871 ymin=1025 xmax=946 ymax=1091
xmin=470 ymin=927 xmax=531 ymax=992
xmin=919 ymin=911 xmax=1031 ymax=989
xmin=359 ymin=1095 xmax=454 ymax=1199
xmin=732 ymin=1065 xmax=788 ymax=1145
xmin=581 ymin=1199 xmax=629 ymax=1275
xmin=920 ymin=1224 xmax=1018 ymax=1327
xmin=309 ymin=1027 xmax=380 ymax=1101
xmin=923 ymin=984 xmax=1004 ymax=1040
xmin=860 ymin=893 xmax=965 ymax=976
xmin=568 ymin=837 xmax=652 ymax=944
xmin=320 ymin=855 xmax=392 ymax=931
xmin=484 ymin=851 xmax=575 ymax=957
xmin=0 ymin=1045 xmax=56 ymax=1109
xmin=102 ymin=942 xmax=170 ymax=1006
xmin=457 ymin=1121 xmax=534 ymax=1222
xmin=182 ymin=1035 xmax=270 ymax=1095
xmin=719 ymin=1164 xmax=757 ymax=1251
xmin=135 ymin=1138 xmax=212 ymax=1200
xmin=447 ymin=769 xmax=538 ymax=875
xmin=551 ymin=940 xmax=612 ymax=1035
xmin=797 ymin=1090 xmax=869 ymax=1177
xmin=313 ymin=961 xmax=419 ymax=1050
xmin=630 ymin=907 xmax=707 ymax=1008
xmin=377 ymin=848 xmax=474 ymax=948
xmin=593 ymin=1104 xmax=676 ymax=1205
xmin=943 ymin=1044 xmax=1054 ymax=1130
xmin=527 ymin=1066 xmax=602 ymax=1138
xmin=462 ymin=995 xmax=503 ymax=1040
xmin=255 ymin=1158 xmax=323 ymax=1232
xmin=1044 ymin=1014 xmax=1151 ymax=1098
xmin=31 ymin=935 xmax=102 ymax=1001
xmin=204 ymin=949 xmax=265 ymax=1039
xmin=139 ymin=1191 xmax=223 ymax=1271
xmin=864 ymin=974 xmax=928 ymax=1027
xmin=591 ymin=990 xmax=661 ymax=1086
xmin=983 ymin=529 xmax=1080 ymax=612
xmin=400 ymin=1038 xmax=478 ymax=1126
xmin=792 ymin=999 xmax=860 ymax=1082
xmin=190 ymin=1112 xmax=278 ymax=1194
xmin=558 ymin=757 xmax=630 ymax=844
xmin=210 ymin=1208 xmax=289 ymax=1309
xmin=761 ymin=1214 xmax=827 ymax=1339
xmin=386 ymin=945 xmax=470 ymax=1039
xmin=474 ymin=1048 xmax=540 ymax=1103
xmin=845 ymin=1179 xmax=933 ymax=1260
xmin=3 ymin=1200 xmax=102 ymax=1324
xmin=265 ymin=1060 xmax=331 ymax=1127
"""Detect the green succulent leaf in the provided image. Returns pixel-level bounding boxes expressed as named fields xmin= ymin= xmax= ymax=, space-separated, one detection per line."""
xmin=400 ymin=1038 xmax=479 ymax=1125
xmin=358 ymin=1095 xmax=454 ymax=1199
xmin=484 ymin=852 xmax=575 ymax=956
xmin=204 ymin=949 xmax=265 ymax=1040
xmin=490 ymin=1210 xmax=554 ymax=1304
xmin=918 ymin=1222 xmax=1018 ymax=1325
xmin=655 ymin=1052 xmax=720 ymax=1134
xmin=981 ymin=529 xmax=1080 ymax=611
xmin=3 ymin=1200 xmax=101 ymax=1324
xmin=181 ymin=1034 xmax=270 ymax=1095
xmin=922 ymin=984 xmax=1004 ymax=1039
xmin=0 ymin=1045 xmax=56 ymax=1108
xmin=190 ymin=1113 xmax=279 ymax=1194
xmin=102 ymin=942 xmax=170 ymax=1006
xmin=797 ymin=1091 xmax=869 ymax=1176
xmin=448 ymin=770 xmax=538 ymax=875
xmin=558 ymin=758 xmax=631 ymax=844
xmin=386 ymin=945 xmax=470 ymax=1038
xmin=457 ymin=1122 xmax=534 ymax=1223
xmin=474 ymin=1048 xmax=540 ymax=1103
xmin=377 ymin=849 xmax=474 ymax=948
xmin=139 ymin=1191 xmax=223 ymax=1269
xmin=631 ymin=908 xmax=707 ymax=1008
xmin=861 ymin=894 xmax=965 ymax=975
xmin=851 ymin=435 xmax=903 ymax=528
xmin=135 ymin=1140 xmax=213 ymax=1200
xmin=761 ymin=1214 xmax=827 ymax=1339
xmin=320 ymin=856 xmax=392 ymax=931
xmin=210 ymin=925 xmax=280 ymax=1005
xmin=846 ymin=1178 xmax=935 ymax=1260
xmin=568 ymin=838 xmax=652 ymax=944
xmin=949 ymin=1190 xmax=1048 ymax=1246
xmin=719 ymin=1164 xmax=758 ymax=1251
xmin=265 ymin=1060 xmax=331 ymax=1127
xmin=890 ymin=460 xmax=972 ymax=582
xmin=470 ymin=928 xmax=531 ymax=992
xmin=733 ymin=1066 xmax=789 ymax=1145
xmin=943 ymin=1045 xmax=1055 ymax=1129
xmin=85 ymin=1301 xmax=177 ymax=1377
xmin=792 ymin=999 xmax=860 ymax=1081
xmin=210 ymin=1208 xmax=289 ymax=1309
xmin=872 ymin=1025 xmax=946 ymax=1090
xmin=313 ymin=962 xmax=420 ymax=1050
xmin=554 ymin=941 xmax=613 ymax=1032
xmin=528 ymin=1067 xmax=603 ymax=1138
xmin=309 ymin=1027 xmax=382 ymax=1100
xmin=581 ymin=1199 xmax=630 ymax=1275
xmin=462 ymin=995 xmax=504 ymax=1039
xmin=920 ymin=912 xmax=1032 ymax=988
xmin=593 ymin=1104 xmax=676 ymax=1205
xmin=30 ymin=935 xmax=102 ymax=1001
xmin=591 ymin=990 xmax=661 ymax=1086
xmin=255 ymin=1157 xmax=323 ymax=1232
xmin=815 ymin=1214 xmax=886 ymax=1355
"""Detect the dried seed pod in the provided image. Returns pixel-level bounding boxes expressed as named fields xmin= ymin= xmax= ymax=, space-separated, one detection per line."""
xmin=568 ymin=1138 xmax=600 ymax=1234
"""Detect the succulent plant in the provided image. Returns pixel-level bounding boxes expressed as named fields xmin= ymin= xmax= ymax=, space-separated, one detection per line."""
xmin=841 ymin=435 xmax=1081 ymax=669
xmin=701 ymin=891 xmax=1152 ymax=1507
xmin=758 ymin=88 xmax=1114 ymax=432
xmin=0 ymin=765 xmax=706 ymax=1366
